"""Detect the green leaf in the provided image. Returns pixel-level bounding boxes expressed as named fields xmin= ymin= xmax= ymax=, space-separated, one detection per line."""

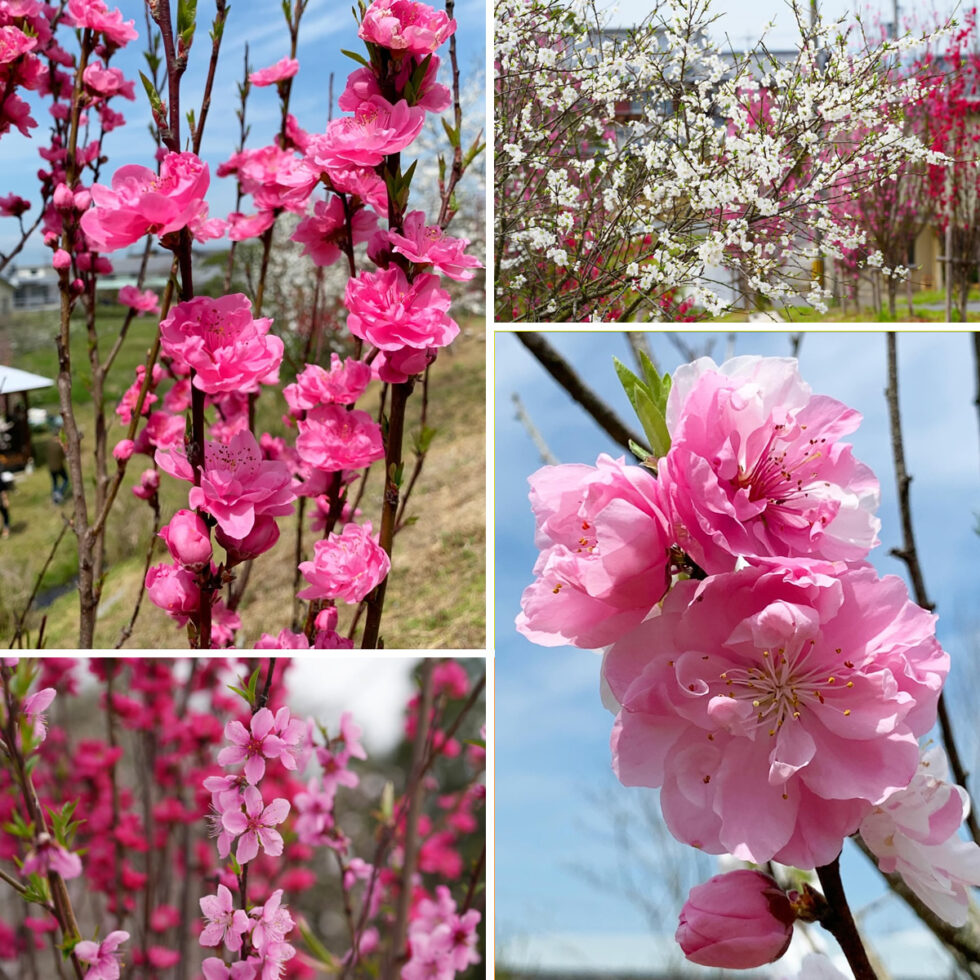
xmin=380 ymin=780 xmax=394 ymax=820
xmin=462 ymin=137 xmax=486 ymax=169
xmin=632 ymin=386 xmax=670 ymax=459
xmin=298 ymin=919 xmax=338 ymax=968
xmin=177 ymin=0 xmax=198 ymax=46
xmin=441 ymin=116 xmax=460 ymax=150
xmin=138 ymin=71 xmax=165 ymax=118
xmin=246 ymin=665 xmax=261 ymax=705
xmin=415 ymin=425 xmax=437 ymax=455
xmin=340 ymin=48 xmax=369 ymax=68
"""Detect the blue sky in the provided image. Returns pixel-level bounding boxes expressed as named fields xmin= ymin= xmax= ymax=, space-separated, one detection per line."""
xmin=604 ymin=0 xmax=960 ymax=50
xmin=493 ymin=329 xmax=980 ymax=975
xmin=0 ymin=0 xmax=484 ymax=264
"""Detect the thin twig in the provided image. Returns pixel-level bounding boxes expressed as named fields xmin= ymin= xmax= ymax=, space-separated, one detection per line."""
xmin=8 ymin=518 xmax=69 ymax=648
xmin=815 ymin=857 xmax=878 ymax=979
xmin=884 ymin=332 xmax=980 ymax=845
xmin=517 ymin=332 xmax=646 ymax=454
xmin=511 ymin=392 xmax=559 ymax=465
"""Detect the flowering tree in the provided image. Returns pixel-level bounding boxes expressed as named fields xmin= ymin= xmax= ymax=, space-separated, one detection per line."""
xmin=511 ymin=334 xmax=980 ymax=975
xmin=0 ymin=656 xmax=486 ymax=978
xmin=0 ymin=0 xmax=483 ymax=649
xmin=495 ymin=0 xmax=948 ymax=321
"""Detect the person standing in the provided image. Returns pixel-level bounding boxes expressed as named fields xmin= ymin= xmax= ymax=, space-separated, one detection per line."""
xmin=47 ymin=426 xmax=69 ymax=504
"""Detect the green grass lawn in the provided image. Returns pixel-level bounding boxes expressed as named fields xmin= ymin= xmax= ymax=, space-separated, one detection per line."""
xmin=0 ymin=308 xmax=486 ymax=649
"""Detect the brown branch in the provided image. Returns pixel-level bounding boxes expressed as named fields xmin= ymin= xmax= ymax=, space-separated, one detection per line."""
xmin=384 ymin=660 xmax=434 ymax=980
xmin=511 ymin=392 xmax=559 ymax=466
xmin=516 ymin=332 xmax=647 ymax=454
xmin=884 ymin=332 xmax=980 ymax=846
xmin=361 ymin=381 xmax=412 ymax=649
xmin=815 ymin=857 xmax=878 ymax=980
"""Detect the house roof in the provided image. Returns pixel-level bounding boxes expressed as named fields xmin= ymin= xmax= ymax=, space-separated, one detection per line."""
xmin=0 ymin=365 xmax=55 ymax=395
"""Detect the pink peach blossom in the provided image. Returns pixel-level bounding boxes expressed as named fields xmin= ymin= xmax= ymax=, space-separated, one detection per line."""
xmin=66 ymin=0 xmax=137 ymax=46
xmin=516 ymin=454 xmax=672 ymax=649
xmin=81 ymin=62 xmax=135 ymax=99
xmin=358 ymin=0 xmax=456 ymax=56
xmin=297 ymin=522 xmax=390 ymax=603
xmin=199 ymin=882 xmax=250 ymax=949
xmin=217 ymin=707 xmax=284 ymax=784
xmin=346 ymin=267 xmax=458 ymax=351
xmin=80 ymin=152 xmax=210 ymax=251
xmin=860 ymin=745 xmax=980 ymax=926
xmin=307 ymin=96 xmax=425 ymax=169
xmin=676 ymin=870 xmax=795 ymax=968
xmin=603 ymin=560 xmax=948 ymax=868
xmin=338 ymin=58 xmax=450 ymax=113
xmin=295 ymin=403 xmax=385 ymax=472
xmin=225 ymin=210 xmax=275 ymax=241
xmin=659 ymin=356 xmax=880 ymax=572
xmin=215 ymin=514 xmax=281 ymax=567
xmin=249 ymin=57 xmax=299 ymax=87
xmin=290 ymin=195 xmax=378 ymax=267
xmin=159 ymin=294 xmax=283 ymax=395
xmin=385 ymin=210 xmax=482 ymax=280
xmin=74 ymin=930 xmax=130 ymax=980
xmin=156 ymin=430 xmax=296 ymax=539
xmin=221 ymin=786 xmax=290 ymax=865
xmin=117 ymin=285 xmax=160 ymax=315
xmin=284 ymin=354 xmax=373 ymax=413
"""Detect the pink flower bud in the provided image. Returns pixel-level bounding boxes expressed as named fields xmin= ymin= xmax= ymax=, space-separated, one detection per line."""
xmin=160 ymin=509 xmax=213 ymax=568
xmin=215 ymin=514 xmax=280 ymax=566
xmin=52 ymin=248 xmax=71 ymax=269
xmin=53 ymin=183 xmax=74 ymax=210
xmin=113 ymin=438 xmax=135 ymax=460
xmin=132 ymin=469 xmax=160 ymax=500
xmin=145 ymin=562 xmax=200 ymax=622
xmin=676 ymin=870 xmax=795 ymax=969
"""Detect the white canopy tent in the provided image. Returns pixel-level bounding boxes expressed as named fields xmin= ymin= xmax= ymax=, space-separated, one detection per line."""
xmin=0 ymin=365 xmax=55 ymax=469
xmin=0 ymin=365 xmax=55 ymax=396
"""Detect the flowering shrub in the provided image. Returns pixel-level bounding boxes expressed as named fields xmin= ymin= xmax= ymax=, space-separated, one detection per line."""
xmin=0 ymin=0 xmax=483 ymax=650
xmin=495 ymin=0 xmax=949 ymax=320
xmin=517 ymin=349 xmax=980 ymax=973
xmin=0 ymin=657 xmax=485 ymax=978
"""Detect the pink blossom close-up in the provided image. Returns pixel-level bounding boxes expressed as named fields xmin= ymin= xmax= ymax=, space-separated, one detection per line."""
xmin=217 ymin=707 xmax=286 ymax=785
xmin=295 ymin=403 xmax=385 ymax=472
xmin=159 ymin=293 xmax=283 ymax=395
xmin=516 ymin=454 xmax=672 ymax=649
xmin=860 ymin=745 xmax=980 ymax=926
xmin=74 ymin=930 xmax=130 ymax=980
xmin=156 ymin=430 xmax=296 ymax=539
xmin=297 ymin=522 xmax=391 ymax=604
xmin=385 ymin=210 xmax=482 ymax=280
xmin=676 ymin=870 xmax=795 ymax=968
xmin=658 ymin=355 xmax=881 ymax=573
xmin=220 ymin=785 xmax=290 ymax=865
xmin=306 ymin=96 xmax=426 ymax=169
xmin=80 ymin=151 xmax=210 ymax=252
xmin=358 ymin=0 xmax=457 ymax=56
xmin=117 ymin=285 xmax=161 ymax=316
xmin=603 ymin=560 xmax=949 ymax=868
xmin=65 ymin=0 xmax=137 ymax=46
xmin=283 ymin=354 xmax=373 ymax=413
xmin=248 ymin=56 xmax=299 ymax=87
xmin=346 ymin=267 xmax=459 ymax=351
xmin=199 ymin=883 xmax=250 ymax=951
xmin=290 ymin=195 xmax=378 ymax=267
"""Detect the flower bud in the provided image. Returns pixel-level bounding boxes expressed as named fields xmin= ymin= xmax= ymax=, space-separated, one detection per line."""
xmin=676 ymin=870 xmax=795 ymax=968
xmin=215 ymin=514 xmax=280 ymax=566
xmin=160 ymin=509 xmax=213 ymax=569
xmin=113 ymin=438 xmax=135 ymax=461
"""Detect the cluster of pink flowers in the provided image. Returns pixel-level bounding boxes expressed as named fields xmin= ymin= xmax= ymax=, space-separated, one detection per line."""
xmin=518 ymin=354 xmax=973 ymax=967
xmin=0 ymin=659 xmax=484 ymax=977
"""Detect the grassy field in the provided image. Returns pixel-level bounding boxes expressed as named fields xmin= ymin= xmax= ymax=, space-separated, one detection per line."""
xmin=0 ymin=308 xmax=486 ymax=650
